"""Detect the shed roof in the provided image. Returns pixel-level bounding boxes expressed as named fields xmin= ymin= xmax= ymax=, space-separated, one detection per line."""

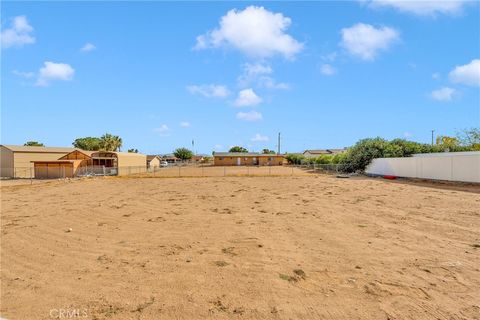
xmin=1 ymin=145 xmax=76 ymax=153
xmin=147 ymin=155 xmax=161 ymax=161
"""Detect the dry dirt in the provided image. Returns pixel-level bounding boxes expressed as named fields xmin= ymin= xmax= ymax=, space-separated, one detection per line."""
xmin=1 ymin=175 xmax=479 ymax=320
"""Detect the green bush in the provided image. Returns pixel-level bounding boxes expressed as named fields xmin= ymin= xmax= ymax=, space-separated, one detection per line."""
xmin=339 ymin=137 xmax=475 ymax=173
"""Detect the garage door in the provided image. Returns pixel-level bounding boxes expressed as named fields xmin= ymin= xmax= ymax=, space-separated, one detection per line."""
xmin=34 ymin=163 xmax=74 ymax=179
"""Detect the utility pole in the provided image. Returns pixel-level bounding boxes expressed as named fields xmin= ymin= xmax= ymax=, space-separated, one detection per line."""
xmin=431 ymin=130 xmax=435 ymax=146
xmin=277 ymin=132 xmax=281 ymax=154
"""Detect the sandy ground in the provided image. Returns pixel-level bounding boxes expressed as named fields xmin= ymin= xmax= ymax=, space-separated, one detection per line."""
xmin=1 ymin=175 xmax=479 ymax=320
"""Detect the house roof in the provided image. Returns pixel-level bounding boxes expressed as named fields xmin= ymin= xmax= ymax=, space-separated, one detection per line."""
xmin=303 ymin=149 xmax=345 ymax=155
xmin=1 ymin=145 xmax=76 ymax=153
xmin=213 ymin=152 xmax=284 ymax=157
xmin=147 ymin=155 xmax=161 ymax=161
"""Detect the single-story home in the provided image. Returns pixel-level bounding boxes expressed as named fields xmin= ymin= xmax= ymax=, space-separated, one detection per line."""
xmin=161 ymin=154 xmax=180 ymax=163
xmin=303 ymin=149 xmax=345 ymax=158
xmin=147 ymin=155 xmax=162 ymax=168
xmin=213 ymin=152 xmax=285 ymax=166
xmin=1 ymin=145 xmax=147 ymax=179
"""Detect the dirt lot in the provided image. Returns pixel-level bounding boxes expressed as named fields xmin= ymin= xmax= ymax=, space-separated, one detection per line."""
xmin=1 ymin=175 xmax=479 ymax=320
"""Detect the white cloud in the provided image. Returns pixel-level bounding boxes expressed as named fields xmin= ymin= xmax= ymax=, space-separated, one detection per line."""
xmin=35 ymin=61 xmax=75 ymax=87
xmin=449 ymin=59 xmax=480 ymax=87
xmin=236 ymin=111 xmax=263 ymax=121
xmin=1 ymin=15 xmax=35 ymax=49
xmin=431 ymin=87 xmax=456 ymax=101
xmin=364 ymin=0 xmax=470 ymax=16
xmin=194 ymin=6 xmax=303 ymax=59
xmin=187 ymin=84 xmax=230 ymax=98
xmin=238 ymin=63 xmax=289 ymax=90
xmin=153 ymin=124 xmax=171 ymax=137
xmin=340 ymin=23 xmax=399 ymax=61
xmin=234 ymin=88 xmax=262 ymax=107
xmin=432 ymin=72 xmax=441 ymax=80
xmin=81 ymin=43 xmax=96 ymax=52
xmin=180 ymin=121 xmax=190 ymax=127
xmin=12 ymin=70 xmax=35 ymax=78
xmin=320 ymin=64 xmax=337 ymax=76
xmin=251 ymin=133 xmax=269 ymax=142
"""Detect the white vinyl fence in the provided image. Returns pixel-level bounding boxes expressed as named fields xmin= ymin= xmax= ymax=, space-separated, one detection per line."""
xmin=366 ymin=151 xmax=480 ymax=183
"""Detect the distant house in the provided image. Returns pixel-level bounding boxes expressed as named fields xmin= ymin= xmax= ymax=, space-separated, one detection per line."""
xmin=213 ymin=152 xmax=285 ymax=166
xmin=303 ymin=149 xmax=345 ymax=158
xmin=147 ymin=155 xmax=161 ymax=168
xmin=161 ymin=154 xmax=179 ymax=163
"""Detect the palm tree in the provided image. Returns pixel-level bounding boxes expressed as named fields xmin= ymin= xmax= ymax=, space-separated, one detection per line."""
xmin=112 ymin=135 xmax=122 ymax=152
xmin=99 ymin=133 xmax=122 ymax=151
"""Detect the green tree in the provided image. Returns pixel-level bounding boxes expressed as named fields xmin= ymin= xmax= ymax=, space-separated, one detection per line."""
xmin=173 ymin=147 xmax=193 ymax=161
xmin=72 ymin=137 xmax=102 ymax=151
xmin=262 ymin=149 xmax=276 ymax=154
xmin=229 ymin=146 xmax=248 ymax=153
xmin=128 ymin=148 xmax=138 ymax=153
xmin=340 ymin=137 xmax=392 ymax=173
xmin=99 ymin=133 xmax=122 ymax=151
xmin=436 ymin=136 xmax=460 ymax=149
xmin=457 ymin=128 xmax=480 ymax=151
xmin=24 ymin=141 xmax=44 ymax=147
xmin=285 ymin=153 xmax=305 ymax=165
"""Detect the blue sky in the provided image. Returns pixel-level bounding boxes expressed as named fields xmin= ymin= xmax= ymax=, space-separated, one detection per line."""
xmin=2 ymin=1 xmax=479 ymax=154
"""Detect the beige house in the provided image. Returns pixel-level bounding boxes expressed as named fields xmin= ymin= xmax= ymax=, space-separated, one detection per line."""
xmin=147 ymin=155 xmax=162 ymax=168
xmin=1 ymin=145 xmax=76 ymax=178
xmin=213 ymin=152 xmax=285 ymax=166
xmin=1 ymin=145 xmax=147 ymax=179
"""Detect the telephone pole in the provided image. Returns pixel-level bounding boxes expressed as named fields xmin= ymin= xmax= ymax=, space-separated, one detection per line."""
xmin=431 ymin=130 xmax=435 ymax=146
xmin=277 ymin=132 xmax=281 ymax=154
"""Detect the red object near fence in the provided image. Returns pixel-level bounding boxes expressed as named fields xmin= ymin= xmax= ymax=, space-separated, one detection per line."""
xmin=383 ymin=175 xmax=397 ymax=180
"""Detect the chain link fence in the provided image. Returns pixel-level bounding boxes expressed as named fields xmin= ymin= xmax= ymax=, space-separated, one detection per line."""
xmin=2 ymin=163 xmax=349 ymax=181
